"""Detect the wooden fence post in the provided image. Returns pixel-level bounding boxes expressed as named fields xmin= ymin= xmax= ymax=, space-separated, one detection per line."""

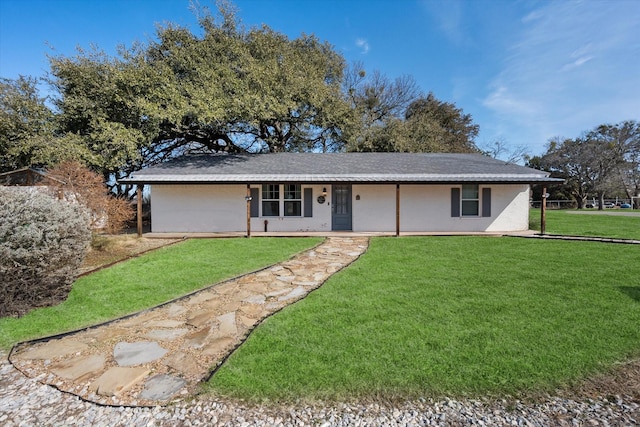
xmin=540 ymin=186 xmax=547 ymax=235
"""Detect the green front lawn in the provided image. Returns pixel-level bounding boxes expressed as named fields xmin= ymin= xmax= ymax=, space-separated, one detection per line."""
xmin=208 ymin=236 xmax=640 ymax=401
xmin=5 ymin=211 xmax=640 ymax=403
xmin=531 ymin=208 xmax=640 ymax=239
xmin=0 ymin=237 xmax=322 ymax=349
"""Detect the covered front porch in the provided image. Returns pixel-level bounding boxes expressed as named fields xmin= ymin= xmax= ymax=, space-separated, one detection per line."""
xmin=139 ymin=230 xmax=538 ymax=239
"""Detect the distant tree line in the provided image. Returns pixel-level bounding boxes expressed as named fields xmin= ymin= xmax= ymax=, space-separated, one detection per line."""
xmin=0 ymin=2 xmax=482 ymax=196
xmin=527 ymin=120 xmax=640 ymax=209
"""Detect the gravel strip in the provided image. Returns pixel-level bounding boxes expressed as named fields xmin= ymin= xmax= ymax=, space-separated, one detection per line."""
xmin=2 ymin=354 xmax=638 ymax=426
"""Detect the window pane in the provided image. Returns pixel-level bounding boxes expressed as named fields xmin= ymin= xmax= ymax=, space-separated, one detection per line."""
xmin=284 ymin=184 xmax=301 ymax=200
xmin=262 ymin=184 xmax=279 ymax=200
xmin=284 ymin=201 xmax=301 ymax=216
xmin=462 ymin=184 xmax=478 ymax=199
xmin=262 ymin=201 xmax=279 ymax=216
xmin=460 ymin=184 xmax=479 ymax=217
xmin=334 ymin=186 xmax=349 ymax=214
xmin=462 ymin=200 xmax=479 ymax=216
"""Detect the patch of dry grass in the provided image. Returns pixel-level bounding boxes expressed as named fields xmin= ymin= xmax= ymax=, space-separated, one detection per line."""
xmin=562 ymin=359 xmax=640 ymax=401
xmin=79 ymin=234 xmax=178 ymax=274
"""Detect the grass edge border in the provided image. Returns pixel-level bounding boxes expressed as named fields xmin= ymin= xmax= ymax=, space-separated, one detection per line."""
xmin=7 ymin=237 xmax=327 ymax=362
xmin=201 ymin=237 xmax=371 ymax=390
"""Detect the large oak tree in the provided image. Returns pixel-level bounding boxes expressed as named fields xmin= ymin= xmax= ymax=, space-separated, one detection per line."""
xmin=48 ymin=3 xmax=350 ymax=193
xmin=344 ymin=65 xmax=480 ymax=154
xmin=2 ymin=1 xmax=484 ymax=195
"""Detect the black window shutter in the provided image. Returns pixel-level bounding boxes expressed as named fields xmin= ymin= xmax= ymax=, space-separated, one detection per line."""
xmin=250 ymin=187 xmax=259 ymax=217
xmin=482 ymin=188 xmax=491 ymax=217
xmin=451 ymin=187 xmax=460 ymax=217
xmin=304 ymin=188 xmax=313 ymax=217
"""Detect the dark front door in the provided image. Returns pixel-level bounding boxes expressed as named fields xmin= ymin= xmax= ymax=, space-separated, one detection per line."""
xmin=331 ymin=184 xmax=352 ymax=231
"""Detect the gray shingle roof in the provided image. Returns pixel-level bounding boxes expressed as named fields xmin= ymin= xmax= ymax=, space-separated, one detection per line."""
xmin=120 ymin=153 xmax=563 ymax=184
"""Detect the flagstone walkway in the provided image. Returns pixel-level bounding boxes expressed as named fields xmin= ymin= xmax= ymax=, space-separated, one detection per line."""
xmin=9 ymin=237 xmax=369 ymax=407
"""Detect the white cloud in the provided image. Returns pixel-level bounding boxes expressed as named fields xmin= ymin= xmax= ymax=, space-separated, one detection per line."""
xmin=355 ymin=38 xmax=369 ymax=54
xmin=521 ymin=9 xmax=544 ymax=24
xmin=483 ymin=85 xmax=539 ymax=118
xmin=421 ymin=0 xmax=466 ymax=45
xmin=560 ymin=55 xmax=593 ymax=72
xmin=482 ymin=0 xmax=640 ymax=154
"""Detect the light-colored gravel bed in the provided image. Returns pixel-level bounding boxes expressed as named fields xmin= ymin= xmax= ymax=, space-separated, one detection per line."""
xmin=2 ymin=354 xmax=638 ymax=427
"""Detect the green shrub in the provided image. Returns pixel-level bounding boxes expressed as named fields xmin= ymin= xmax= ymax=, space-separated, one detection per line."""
xmin=0 ymin=187 xmax=91 ymax=317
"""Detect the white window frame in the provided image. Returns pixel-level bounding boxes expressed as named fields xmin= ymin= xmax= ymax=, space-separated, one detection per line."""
xmin=262 ymin=184 xmax=280 ymax=216
xmin=283 ymin=184 xmax=302 ymax=217
xmin=261 ymin=184 xmax=303 ymax=217
xmin=461 ymin=184 xmax=480 ymax=217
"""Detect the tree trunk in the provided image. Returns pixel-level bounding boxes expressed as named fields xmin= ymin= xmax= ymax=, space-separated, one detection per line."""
xmin=598 ymin=193 xmax=605 ymax=210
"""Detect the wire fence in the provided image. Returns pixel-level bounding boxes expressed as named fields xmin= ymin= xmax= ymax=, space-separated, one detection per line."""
xmin=531 ymin=199 xmax=637 ymax=209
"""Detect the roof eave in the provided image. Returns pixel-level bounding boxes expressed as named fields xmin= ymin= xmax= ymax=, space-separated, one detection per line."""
xmin=119 ymin=175 xmax=564 ymax=185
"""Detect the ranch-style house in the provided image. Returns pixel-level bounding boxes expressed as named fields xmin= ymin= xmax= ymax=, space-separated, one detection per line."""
xmin=120 ymin=152 xmax=562 ymax=236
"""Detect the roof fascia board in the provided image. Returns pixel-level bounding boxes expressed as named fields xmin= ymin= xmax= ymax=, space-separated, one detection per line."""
xmin=120 ymin=178 xmax=564 ymax=185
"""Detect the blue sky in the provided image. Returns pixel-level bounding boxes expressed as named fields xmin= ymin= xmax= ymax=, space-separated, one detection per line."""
xmin=1 ymin=0 xmax=638 ymax=157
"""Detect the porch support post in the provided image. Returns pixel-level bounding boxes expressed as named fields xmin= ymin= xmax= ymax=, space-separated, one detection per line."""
xmin=396 ymin=184 xmax=400 ymax=237
xmin=540 ymin=186 xmax=547 ymax=235
xmin=136 ymin=185 xmax=143 ymax=237
xmin=246 ymin=184 xmax=251 ymax=238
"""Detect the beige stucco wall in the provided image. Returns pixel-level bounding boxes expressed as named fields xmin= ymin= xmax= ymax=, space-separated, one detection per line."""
xmin=250 ymin=185 xmax=332 ymax=232
xmin=151 ymin=184 xmax=246 ymax=232
xmin=398 ymin=184 xmax=530 ymax=232
xmin=351 ymin=184 xmax=530 ymax=233
xmin=484 ymin=184 xmax=531 ymax=232
xmin=352 ymin=185 xmax=397 ymax=232
xmin=150 ymin=183 xmax=531 ymax=233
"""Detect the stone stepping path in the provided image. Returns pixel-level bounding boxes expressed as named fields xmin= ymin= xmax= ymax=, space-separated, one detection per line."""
xmin=9 ymin=237 xmax=368 ymax=407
